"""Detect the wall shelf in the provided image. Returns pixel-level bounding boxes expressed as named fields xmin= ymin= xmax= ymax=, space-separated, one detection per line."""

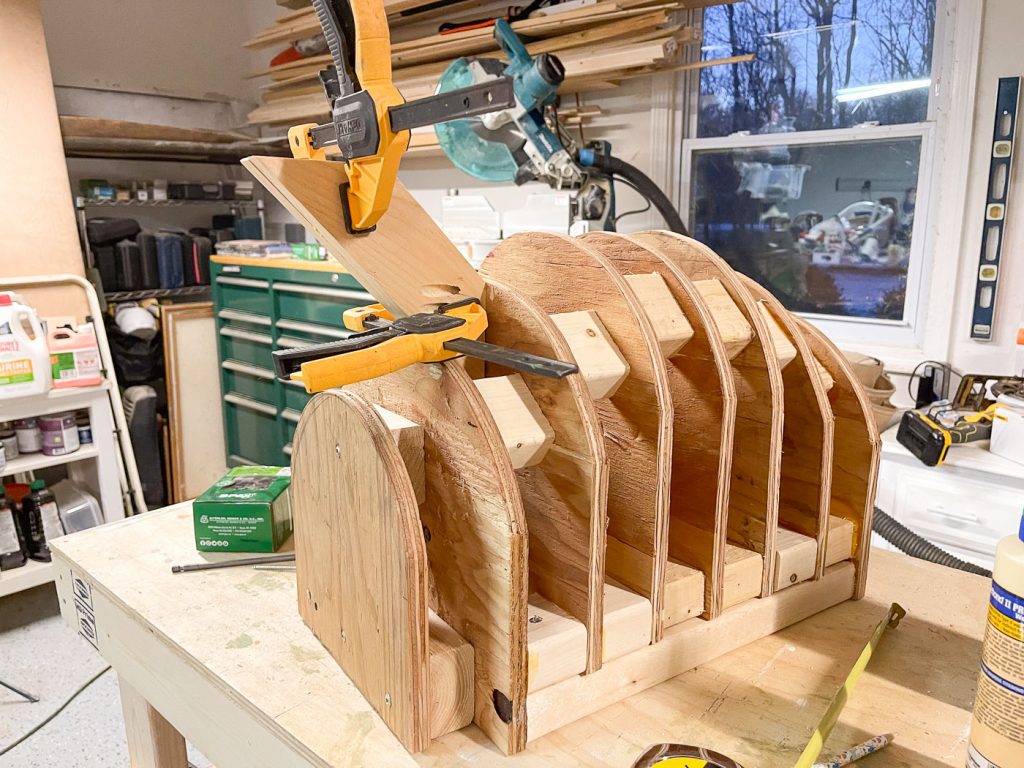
xmin=0 ymin=559 xmax=55 ymax=598
xmin=2 ymin=444 xmax=100 ymax=476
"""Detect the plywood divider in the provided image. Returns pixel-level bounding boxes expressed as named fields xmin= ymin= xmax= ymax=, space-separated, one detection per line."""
xmin=738 ymin=276 xmax=835 ymax=583
xmin=347 ymin=364 xmax=529 ymax=754
xmin=630 ymin=232 xmax=783 ymax=597
xmin=481 ymin=278 xmax=608 ymax=673
xmin=581 ymin=232 xmax=734 ymax=619
xmin=482 ymin=233 xmax=674 ymax=642
xmin=291 ymin=391 xmax=430 ymax=752
xmin=796 ymin=320 xmax=881 ymax=596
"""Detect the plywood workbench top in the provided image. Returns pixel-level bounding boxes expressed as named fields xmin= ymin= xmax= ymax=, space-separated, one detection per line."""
xmin=50 ymin=503 xmax=986 ymax=767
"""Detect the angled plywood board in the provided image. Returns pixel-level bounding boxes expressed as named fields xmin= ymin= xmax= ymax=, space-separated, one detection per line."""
xmin=241 ymin=156 xmax=483 ymax=315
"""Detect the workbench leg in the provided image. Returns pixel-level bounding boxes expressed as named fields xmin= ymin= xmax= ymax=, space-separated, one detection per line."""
xmin=118 ymin=676 xmax=188 ymax=768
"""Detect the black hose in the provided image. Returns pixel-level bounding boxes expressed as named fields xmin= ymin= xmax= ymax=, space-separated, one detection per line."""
xmin=579 ymin=152 xmax=688 ymax=235
xmin=872 ymin=507 xmax=992 ymax=577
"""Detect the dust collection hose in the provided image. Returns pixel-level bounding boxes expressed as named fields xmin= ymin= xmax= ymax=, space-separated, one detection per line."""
xmin=576 ymin=150 xmax=688 ymax=235
xmin=872 ymin=507 xmax=992 ymax=578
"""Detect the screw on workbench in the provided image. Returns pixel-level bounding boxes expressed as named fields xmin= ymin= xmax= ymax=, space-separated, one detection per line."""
xmin=341 ymin=630 xmax=347 ymax=642
xmin=529 ymin=615 xmax=542 ymax=624
xmin=385 ymin=693 xmax=392 ymax=706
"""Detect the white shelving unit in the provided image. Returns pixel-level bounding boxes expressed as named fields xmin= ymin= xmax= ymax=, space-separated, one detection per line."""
xmin=0 ymin=382 xmax=128 ymax=598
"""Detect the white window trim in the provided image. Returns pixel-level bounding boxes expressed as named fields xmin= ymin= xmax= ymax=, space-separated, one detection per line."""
xmin=673 ymin=0 xmax=985 ymax=373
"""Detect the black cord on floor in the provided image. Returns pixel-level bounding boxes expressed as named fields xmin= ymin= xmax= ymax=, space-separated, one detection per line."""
xmin=0 ymin=665 xmax=112 ymax=757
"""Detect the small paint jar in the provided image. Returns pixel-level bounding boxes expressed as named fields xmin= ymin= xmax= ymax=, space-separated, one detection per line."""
xmin=76 ymin=412 xmax=92 ymax=445
xmin=0 ymin=423 xmax=18 ymax=461
xmin=0 ymin=443 xmax=5 ymax=472
xmin=14 ymin=418 xmax=42 ymax=454
xmin=38 ymin=412 xmax=80 ymax=457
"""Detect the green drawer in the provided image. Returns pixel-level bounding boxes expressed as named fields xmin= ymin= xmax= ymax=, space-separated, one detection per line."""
xmin=219 ymin=327 xmax=273 ymax=368
xmin=282 ymin=407 xmax=302 ymax=446
xmin=275 ymin=281 xmax=374 ymax=330
xmin=221 ymin=361 xmax=277 ymax=404
xmin=283 ymin=380 xmax=313 ymax=412
xmin=223 ymin=394 xmax=283 ymax=466
xmin=215 ymin=275 xmax=273 ymax=316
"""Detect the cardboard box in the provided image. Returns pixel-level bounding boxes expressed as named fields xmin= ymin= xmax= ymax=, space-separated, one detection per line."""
xmin=193 ymin=466 xmax=292 ymax=552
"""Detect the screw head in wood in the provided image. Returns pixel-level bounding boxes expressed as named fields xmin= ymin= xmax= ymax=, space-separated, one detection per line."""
xmin=789 ymin=573 xmax=798 ymax=584
xmin=335 ymin=444 xmax=341 ymax=458
xmin=529 ymin=615 xmax=542 ymax=624
xmin=385 ymin=693 xmax=392 ymax=706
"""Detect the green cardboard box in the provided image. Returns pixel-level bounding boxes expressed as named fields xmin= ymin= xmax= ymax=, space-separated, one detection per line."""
xmin=193 ymin=466 xmax=293 ymax=552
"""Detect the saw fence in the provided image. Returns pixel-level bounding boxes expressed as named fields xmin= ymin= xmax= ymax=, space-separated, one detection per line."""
xmin=243 ymin=156 xmax=880 ymax=757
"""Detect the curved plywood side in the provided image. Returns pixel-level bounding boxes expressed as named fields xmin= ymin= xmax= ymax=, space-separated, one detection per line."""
xmin=346 ymin=363 xmax=529 ymax=755
xmin=241 ymin=156 xmax=483 ymax=315
xmin=481 ymin=232 xmax=674 ymax=641
xmin=796 ymin=319 xmax=881 ymax=598
xmin=291 ymin=391 xmax=430 ymax=752
xmin=481 ymin=277 xmax=609 ymax=674
xmin=738 ymin=276 xmax=836 ymax=583
xmin=581 ymin=231 xmax=734 ymax=620
xmin=631 ymin=232 xmax=783 ymax=597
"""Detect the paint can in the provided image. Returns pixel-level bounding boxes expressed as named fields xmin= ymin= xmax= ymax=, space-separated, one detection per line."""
xmin=14 ymin=418 xmax=42 ymax=454
xmin=38 ymin=412 xmax=80 ymax=456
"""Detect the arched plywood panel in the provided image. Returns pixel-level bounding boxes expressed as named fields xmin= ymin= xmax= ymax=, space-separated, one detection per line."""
xmin=347 ymin=363 xmax=529 ymax=754
xmin=580 ymin=231 xmax=735 ymax=620
xmin=481 ymin=232 xmax=674 ymax=641
xmin=481 ymin=277 xmax=609 ymax=673
xmin=630 ymin=232 xmax=783 ymax=597
xmin=796 ymin=319 xmax=881 ymax=598
xmin=738 ymin=276 xmax=836 ymax=586
xmin=291 ymin=391 xmax=430 ymax=751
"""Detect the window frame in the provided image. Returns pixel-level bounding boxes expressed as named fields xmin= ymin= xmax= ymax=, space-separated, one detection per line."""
xmin=675 ymin=0 xmax=984 ymax=369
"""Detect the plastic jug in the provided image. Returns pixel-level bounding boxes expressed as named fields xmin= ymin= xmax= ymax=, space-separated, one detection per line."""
xmin=0 ymin=292 xmax=51 ymax=399
xmin=49 ymin=324 xmax=102 ymax=388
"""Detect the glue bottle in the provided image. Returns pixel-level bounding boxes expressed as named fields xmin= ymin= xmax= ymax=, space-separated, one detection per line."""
xmin=966 ymin=516 xmax=1024 ymax=767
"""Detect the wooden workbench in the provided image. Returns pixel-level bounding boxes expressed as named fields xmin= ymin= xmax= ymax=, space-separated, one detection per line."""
xmin=51 ymin=503 xmax=986 ymax=767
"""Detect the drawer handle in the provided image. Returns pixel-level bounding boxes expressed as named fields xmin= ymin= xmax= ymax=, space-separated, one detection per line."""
xmin=283 ymin=443 xmax=293 ymax=456
xmin=229 ymin=453 xmax=260 ymax=466
xmin=281 ymin=408 xmax=303 ymax=423
xmin=276 ymin=319 xmax=351 ymax=339
xmin=219 ymin=327 xmax=272 ymax=345
xmin=276 ymin=335 xmax=317 ymax=349
xmin=218 ymin=309 xmax=272 ymax=327
xmin=925 ymin=507 xmax=982 ymax=524
xmin=223 ymin=393 xmax=277 ymax=416
xmin=216 ymin=276 xmax=269 ymax=289
xmin=275 ymin=282 xmax=374 ymax=303
xmin=222 ymin=360 xmax=276 ymax=380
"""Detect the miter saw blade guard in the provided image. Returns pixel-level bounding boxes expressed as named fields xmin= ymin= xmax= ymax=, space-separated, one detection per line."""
xmin=434 ymin=58 xmax=521 ymax=183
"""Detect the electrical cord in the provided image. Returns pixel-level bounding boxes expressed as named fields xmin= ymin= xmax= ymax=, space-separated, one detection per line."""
xmin=0 ymin=665 xmax=112 ymax=757
xmin=608 ymin=176 xmax=652 ymax=227
xmin=577 ymin=152 xmax=688 ymax=235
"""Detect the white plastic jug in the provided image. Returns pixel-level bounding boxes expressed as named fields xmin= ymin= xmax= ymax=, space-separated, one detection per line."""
xmin=0 ymin=292 xmax=52 ymax=399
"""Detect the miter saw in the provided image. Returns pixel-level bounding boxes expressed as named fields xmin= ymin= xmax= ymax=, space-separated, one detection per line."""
xmin=434 ymin=18 xmax=688 ymax=235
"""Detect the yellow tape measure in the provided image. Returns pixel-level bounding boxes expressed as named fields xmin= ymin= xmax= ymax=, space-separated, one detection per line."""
xmin=633 ymin=603 xmax=906 ymax=768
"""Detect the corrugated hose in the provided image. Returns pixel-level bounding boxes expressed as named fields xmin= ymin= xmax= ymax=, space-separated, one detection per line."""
xmin=872 ymin=506 xmax=992 ymax=578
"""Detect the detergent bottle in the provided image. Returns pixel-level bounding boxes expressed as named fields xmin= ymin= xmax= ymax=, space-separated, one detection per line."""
xmin=49 ymin=323 xmax=102 ymax=388
xmin=0 ymin=292 xmax=51 ymax=399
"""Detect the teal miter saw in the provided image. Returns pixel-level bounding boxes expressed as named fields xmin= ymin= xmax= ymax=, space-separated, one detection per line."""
xmin=434 ymin=19 xmax=687 ymax=235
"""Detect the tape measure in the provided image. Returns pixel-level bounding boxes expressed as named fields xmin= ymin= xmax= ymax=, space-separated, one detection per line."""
xmin=632 ymin=603 xmax=906 ymax=768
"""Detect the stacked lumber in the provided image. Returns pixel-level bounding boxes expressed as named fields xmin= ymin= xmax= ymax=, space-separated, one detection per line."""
xmin=244 ymin=0 xmax=715 ymax=127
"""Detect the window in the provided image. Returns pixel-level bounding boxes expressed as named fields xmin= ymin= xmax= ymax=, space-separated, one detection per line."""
xmin=685 ymin=0 xmax=939 ymax=327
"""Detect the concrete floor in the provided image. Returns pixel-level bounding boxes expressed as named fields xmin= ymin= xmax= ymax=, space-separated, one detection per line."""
xmin=0 ymin=583 xmax=211 ymax=767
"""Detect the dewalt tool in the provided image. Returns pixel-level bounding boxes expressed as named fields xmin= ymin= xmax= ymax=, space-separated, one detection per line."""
xmin=288 ymin=0 xmax=515 ymax=234
xmin=272 ymin=298 xmax=578 ymax=392
xmin=631 ymin=604 xmax=906 ymax=768
xmin=897 ymin=374 xmax=1024 ymax=466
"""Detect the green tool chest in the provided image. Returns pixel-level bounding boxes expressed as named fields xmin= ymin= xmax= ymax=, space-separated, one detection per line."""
xmin=211 ymin=258 xmax=373 ymax=467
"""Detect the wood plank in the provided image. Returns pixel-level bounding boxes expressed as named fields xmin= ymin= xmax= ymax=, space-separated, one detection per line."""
xmin=526 ymin=595 xmax=588 ymax=692
xmin=773 ymin=527 xmax=817 ymax=591
xmin=693 ymin=279 xmax=752 ymax=359
xmin=756 ymin=301 xmax=797 ymax=369
xmin=582 ymin=232 xmax=735 ymax=618
xmin=242 ymin=157 xmax=483 ymax=316
xmin=481 ymin=233 xmax=674 ymax=642
xmin=346 ymin=363 xmax=529 ymax=754
xmin=374 ymin=404 xmax=426 ymax=505
xmin=291 ymin=391 xmax=430 ymax=752
xmin=825 ymin=514 xmax=856 ymax=567
xmin=119 ymin=676 xmax=188 ymax=768
xmin=526 ymin=562 xmax=856 ymax=742
xmin=59 ymin=116 xmax=250 ymax=144
xmin=661 ymin=560 xmax=705 ymax=627
xmin=474 ymin=375 xmax=556 ymax=469
xmin=428 ymin=612 xmax=475 ymax=740
xmin=815 ymin=356 xmax=836 ymax=392
xmin=622 ymin=272 xmax=694 ymax=357
xmin=482 ymin=279 xmax=608 ymax=673
xmin=632 ymin=233 xmax=784 ymax=598
xmin=549 ymin=310 xmax=630 ymax=399
xmin=602 ymin=581 xmax=653 ymax=663
xmin=798 ymin=321 xmax=880 ymax=598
